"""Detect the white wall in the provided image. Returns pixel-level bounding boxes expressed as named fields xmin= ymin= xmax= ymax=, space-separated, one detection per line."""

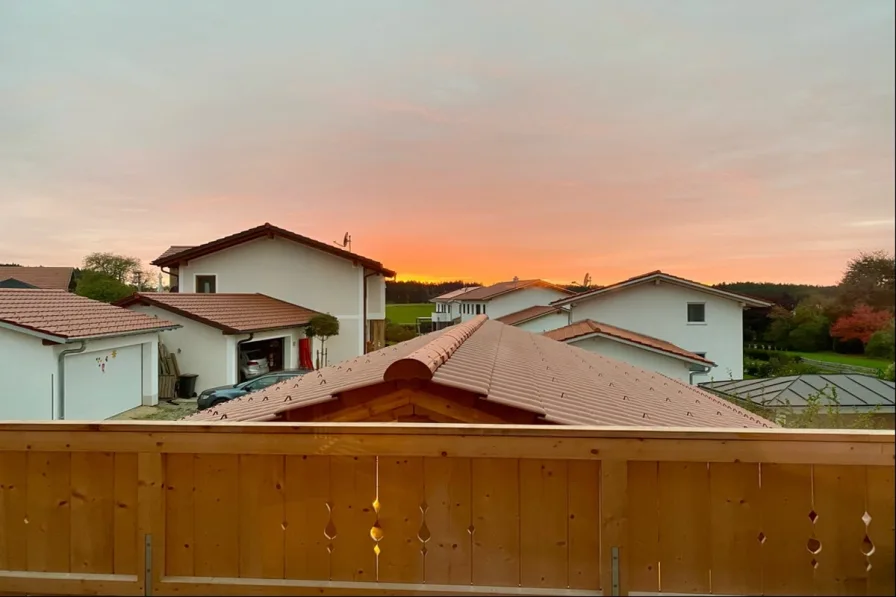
xmin=514 ymin=311 xmax=570 ymax=334
xmin=482 ymin=287 xmax=572 ymax=321
xmin=568 ymin=282 xmax=744 ymax=381
xmin=366 ymin=274 xmax=386 ymax=320
xmin=176 ymin=237 xmax=365 ymax=363
xmin=64 ymin=342 xmax=143 ymax=420
xmin=0 ymin=327 xmax=56 ymax=420
xmin=569 ymin=336 xmax=694 ymax=383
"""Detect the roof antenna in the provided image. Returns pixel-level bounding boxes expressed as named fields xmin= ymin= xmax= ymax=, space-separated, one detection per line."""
xmin=334 ymin=232 xmax=351 ymax=252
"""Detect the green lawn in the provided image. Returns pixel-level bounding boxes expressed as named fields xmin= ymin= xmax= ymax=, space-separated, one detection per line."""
xmin=786 ymin=351 xmax=891 ymax=370
xmin=386 ymin=303 xmax=435 ymax=325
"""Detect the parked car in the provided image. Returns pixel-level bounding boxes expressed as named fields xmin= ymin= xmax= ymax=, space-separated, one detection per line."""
xmin=239 ymin=348 xmax=270 ymax=379
xmin=197 ymin=369 xmax=309 ymax=410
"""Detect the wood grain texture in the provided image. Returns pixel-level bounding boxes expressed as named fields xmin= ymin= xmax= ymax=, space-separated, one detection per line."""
xmin=0 ymin=451 xmax=28 ymax=572
xmin=422 ymin=457 xmax=472 ymax=585
xmin=70 ymin=452 xmax=115 ymax=574
xmin=657 ymin=461 xmax=711 ymax=594
xmin=709 ymin=462 xmax=762 ymax=595
xmin=567 ymin=460 xmax=600 ymax=590
xmin=471 ymin=458 xmax=520 ymax=587
xmin=519 ymin=459 xmax=568 ymax=588
xmin=193 ymin=454 xmax=240 ymax=577
xmin=627 ymin=461 xmax=659 ymax=592
xmin=759 ymin=464 xmax=815 ymax=595
xmin=284 ymin=455 xmax=332 ymax=582
xmin=26 ymin=452 xmax=71 ymax=573
xmin=376 ymin=456 xmax=425 ymax=583
xmin=238 ymin=455 xmax=286 ymax=579
xmin=113 ymin=452 xmax=138 ymax=575
xmin=164 ymin=453 xmax=195 ymax=577
xmin=328 ymin=456 xmax=377 ymax=582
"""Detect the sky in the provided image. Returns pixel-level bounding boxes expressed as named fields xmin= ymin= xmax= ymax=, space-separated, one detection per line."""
xmin=1 ymin=1 xmax=894 ymax=286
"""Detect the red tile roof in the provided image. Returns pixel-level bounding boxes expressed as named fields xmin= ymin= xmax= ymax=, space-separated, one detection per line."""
xmin=454 ymin=279 xmax=574 ymax=302
xmin=153 ymin=246 xmax=195 ymax=263
xmin=430 ymin=286 xmax=481 ymax=302
xmin=0 ymin=289 xmax=178 ymax=341
xmin=551 ymin=271 xmax=771 ymax=308
xmin=151 ymin=223 xmax=395 ymax=276
xmin=495 ymin=305 xmax=566 ymax=326
xmin=544 ymin=320 xmax=715 ymax=365
xmin=0 ymin=267 xmax=73 ymax=290
xmin=187 ymin=315 xmax=770 ymax=428
xmin=116 ymin=293 xmax=320 ymax=334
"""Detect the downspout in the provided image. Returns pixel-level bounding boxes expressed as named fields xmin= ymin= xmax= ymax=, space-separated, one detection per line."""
xmin=689 ymin=365 xmax=711 ymax=386
xmin=57 ymin=341 xmax=86 ymax=420
xmin=236 ymin=333 xmax=254 ymax=382
xmin=159 ymin=267 xmax=175 ymax=292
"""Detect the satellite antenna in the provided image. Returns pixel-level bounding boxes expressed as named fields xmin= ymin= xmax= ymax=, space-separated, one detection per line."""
xmin=334 ymin=232 xmax=352 ymax=252
xmin=583 ymin=272 xmax=591 ymax=288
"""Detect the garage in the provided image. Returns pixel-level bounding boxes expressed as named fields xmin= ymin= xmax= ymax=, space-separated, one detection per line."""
xmin=0 ymin=289 xmax=180 ymax=421
xmin=239 ymin=337 xmax=286 ymax=381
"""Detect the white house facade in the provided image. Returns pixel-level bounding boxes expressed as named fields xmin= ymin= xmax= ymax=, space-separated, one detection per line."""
xmin=432 ymin=279 xmax=575 ymax=324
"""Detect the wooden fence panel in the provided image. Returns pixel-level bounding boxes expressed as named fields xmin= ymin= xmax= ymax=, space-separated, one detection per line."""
xmin=866 ymin=465 xmax=896 ymax=595
xmin=193 ymin=454 xmax=240 ymax=577
xmin=26 ymin=452 xmax=71 ymax=573
xmin=113 ymin=452 xmax=138 ymax=575
xmin=708 ymin=462 xmax=762 ymax=595
xmin=0 ymin=452 xmax=28 ymax=572
xmin=519 ymin=458 xmax=569 ymax=589
xmin=421 ymin=456 xmax=472 ymax=585
xmin=283 ymin=455 xmax=331 ymax=581
xmin=377 ymin=456 xmax=425 ymax=583
xmin=627 ymin=461 xmax=659 ymax=592
xmin=567 ymin=460 xmax=601 ymax=591
xmin=164 ymin=453 xmax=195 ymax=577
xmin=657 ymin=461 xmax=712 ymax=593
xmin=328 ymin=456 xmax=377 ymax=582
xmin=814 ymin=465 xmax=870 ymax=595
xmin=238 ymin=454 xmax=286 ymax=579
xmin=471 ymin=457 xmax=520 ymax=587
xmin=70 ymin=452 xmax=116 ymax=574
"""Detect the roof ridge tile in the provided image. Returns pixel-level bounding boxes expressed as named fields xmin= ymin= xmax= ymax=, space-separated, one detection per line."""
xmin=384 ymin=315 xmax=488 ymax=381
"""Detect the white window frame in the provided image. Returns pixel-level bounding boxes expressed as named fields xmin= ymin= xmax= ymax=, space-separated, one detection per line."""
xmin=195 ymin=273 xmax=218 ymax=294
xmin=687 ymin=302 xmax=706 ymax=324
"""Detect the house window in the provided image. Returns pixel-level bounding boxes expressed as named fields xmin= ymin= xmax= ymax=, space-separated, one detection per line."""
xmin=690 ymin=352 xmax=708 ymax=373
xmin=687 ymin=302 xmax=706 ymax=323
xmin=475 ymin=304 xmax=481 ymax=315
xmin=195 ymin=275 xmax=217 ymax=293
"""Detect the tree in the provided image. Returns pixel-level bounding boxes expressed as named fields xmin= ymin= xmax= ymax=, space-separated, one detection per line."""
xmin=75 ymin=271 xmax=135 ymax=303
xmin=0 ymin=263 xmax=22 ymax=267
xmin=865 ymin=321 xmax=895 ymax=360
xmin=82 ymin=252 xmax=141 ymax=283
xmin=306 ymin=313 xmax=340 ymax=367
xmin=830 ymin=305 xmax=892 ymax=345
xmin=838 ymin=251 xmax=895 ymax=312
xmin=763 ymin=306 xmax=795 ymax=347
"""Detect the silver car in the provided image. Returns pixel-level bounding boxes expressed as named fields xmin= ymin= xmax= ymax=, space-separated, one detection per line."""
xmin=239 ymin=348 xmax=270 ymax=379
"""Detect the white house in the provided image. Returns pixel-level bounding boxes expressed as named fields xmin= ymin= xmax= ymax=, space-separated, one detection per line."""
xmin=150 ymin=223 xmax=395 ymax=365
xmin=0 ymin=289 xmax=179 ymax=420
xmin=549 ymin=271 xmax=771 ymax=382
xmin=118 ymin=292 xmax=319 ymax=393
xmin=544 ymin=319 xmax=716 ymax=384
xmin=431 ymin=279 xmax=574 ymax=324
xmin=494 ymin=305 xmax=570 ymax=333
xmin=430 ymin=286 xmax=480 ymax=325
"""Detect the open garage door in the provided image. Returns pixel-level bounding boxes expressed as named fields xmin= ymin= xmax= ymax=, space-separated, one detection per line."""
xmin=64 ymin=344 xmax=143 ymax=420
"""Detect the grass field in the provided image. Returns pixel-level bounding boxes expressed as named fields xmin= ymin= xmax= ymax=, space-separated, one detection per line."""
xmin=386 ymin=303 xmax=435 ymax=325
xmin=787 ymin=351 xmax=892 ymax=370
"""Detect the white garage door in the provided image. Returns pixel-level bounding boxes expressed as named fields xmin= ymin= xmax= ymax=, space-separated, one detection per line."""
xmin=64 ymin=344 xmax=143 ymax=420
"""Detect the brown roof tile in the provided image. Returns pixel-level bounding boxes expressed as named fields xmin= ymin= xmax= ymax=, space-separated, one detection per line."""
xmin=430 ymin=286 xmax=481 ymax=302
xmin=455 ymin=279 xmax=574 ymax=302
xmin=116 ymin=293 xmax=320 ymax=334
xmin=151 ymin=223 xmax=395 ymax=276
xmin=0 ymin=289 xmax=178 ymax=340
xmin=188 ymin=315 xmax=770 ymax=428
xmin=153 ymin=246 xmax=195 ymax=263
xmin=552 ymin=270 xmax=771 ymax=308
xmin=495 ymin=305 xmax=566 ymax=326
xmin=0 ymin=267 xmax=73 ymax=290
xmin=544 ymin=319 xmax=715 ymax=365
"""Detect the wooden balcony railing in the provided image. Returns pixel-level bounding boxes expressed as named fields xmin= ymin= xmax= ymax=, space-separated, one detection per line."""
xmin=0 ymin=422 xmax=893 ymax=596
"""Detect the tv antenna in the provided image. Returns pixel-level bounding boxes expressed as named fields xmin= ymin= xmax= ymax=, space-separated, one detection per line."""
xmin=334 ymin=232 xmax=352 ymax=252
xmin=583 ymin=272 xmax=592 ymax=288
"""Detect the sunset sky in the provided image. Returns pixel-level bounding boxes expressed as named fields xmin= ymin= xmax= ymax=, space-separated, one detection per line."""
xmin=1 ymin=0 xmax=893 ymax=286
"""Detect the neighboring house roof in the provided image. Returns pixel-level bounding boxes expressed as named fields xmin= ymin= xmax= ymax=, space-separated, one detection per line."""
xmin=495 ymin=305 xmax=566 ymax=326
xmin=151 ymin=222 xmax=396 ymax=277
xmin=454 ymin=279 xmax=575 ymax=302
xmin=0 ymin=266 xmax=73 ymax=290
xmin=116 ymin=292 xmax=321 ymax=334
xmin=544 ymin=319 xmax=715 ymax=366
xmin=186 ymin=315 xmax=770 ymax=427
xmin=0 ymin=278 xmax=39 ymax=289
xmin=551 ymin=271 xmax=772 ymax=308
xmin=154 ymin=245 xmax=195 ymax=262
xmin=430 ymin=286 xmax=482 ymax=302
xmin=0 ymin=289 xmax=179 ymax=342
xmin=700 ymin=375 xmax=896 ymax=414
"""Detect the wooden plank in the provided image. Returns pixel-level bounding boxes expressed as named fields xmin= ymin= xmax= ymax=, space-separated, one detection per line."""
xmin=329 ymin=456 xmax=377 ymax=582
xmin=26 ymin=452 xmax=71 ymax=573
xmin=70 ymin=452 xmax=115 ymax=574
xmin=164 ymin=453 xmax=195 ymax=577
xmin=519 ymin=459 xmax=568 ymax=588
xmin=657 ymin=461 xmax=710 ymax=594
xmin=422 ymin=457 xmax=472 ymax=585
xmin=627 ymin=461 xmax=658 ymax=592
xmin=193 ymin=454 xmax=240 ymax=577
xmin=376 ymin=456 xmax=425 ymax=583
xmin=813 ymin=465 xmax=868 ymax=595
xmin=471 ymin=458 xmax=520 ymax=587
xmin=0 ymin=452 xmax=28 ymax=572
xmin=567 ymin=460 xmax=600 ymax=591
xmin=709 ymin=462 xmax=762 ymax=595
xmin=866 ymin=465 xmax=895 ymax=596
xmin=284 ymin=455 xmax=331 ymax=582
xmin=113 ymin=452 xmax=138 ymax=575
xmin=601 ymin=460 xmax=629 ymax=596
xmin=137 ymin=452 xmax=164 ymax=597
xmin=759 ymin=463 xmax=815 ymax=595
xmin=238 ymin=455 xmax=286 ymax=579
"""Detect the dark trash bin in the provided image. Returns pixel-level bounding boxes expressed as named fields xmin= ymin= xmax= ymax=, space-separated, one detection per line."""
xmin=177 ymin=374 xmax=199 ymax=398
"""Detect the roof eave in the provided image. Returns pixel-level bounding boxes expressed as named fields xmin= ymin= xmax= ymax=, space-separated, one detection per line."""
xmin=223 ymin=323 xmax=314 ymax=335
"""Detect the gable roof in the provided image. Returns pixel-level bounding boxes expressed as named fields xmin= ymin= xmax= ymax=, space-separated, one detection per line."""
xmin=700 ymin=375 xmax=895 ymax=413
xmin=544 ymin=319 xmax=715 ymax=366
xmin=0 ymin=289 xmax=179 ymax=342
xmin=454 ymin=279 xmax=574 ymax=302
xmin=430 ymin=286 xmax=482 ymax=302
xmin=186 ymin=315 xmax=770 ymax=428
xmin=495 ymin=305 xmax=567 ymax=326
xmin=0 ymin=278 xmax=39 ymax=289
xmin=116 ymin=292 xmax=320 ymax=334
xmin=551 ymin=271 xmax=771 ymax=308
xmin=0 ymin=266 xmax=73 ymax=290
xmin=151 ymin=223 xmax=396 ymax=277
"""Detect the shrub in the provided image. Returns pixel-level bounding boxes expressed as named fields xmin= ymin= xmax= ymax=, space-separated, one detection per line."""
xmin=385 ymin=322 xmax=416 ymax=345
xmin=865 ymin=327 xmax=895 ymax=360
xmin=883 ymin=363 xmax=895 ymax=382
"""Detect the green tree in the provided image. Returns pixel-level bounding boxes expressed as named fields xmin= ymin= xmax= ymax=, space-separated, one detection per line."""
xmin=83 ymin=252 xmax=141 ymax=283
xmin=306 ymin=313 xmax=340 ymax=367
xmin=75 ymin=271 xmax=135 ymax=303
xmin=839 ymin=250 xmax=895 ymax=312
xmin=763 ymin=306 xmax=795 ymax=347
xmin=865 ymin=320 xmax=895 ymax=360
